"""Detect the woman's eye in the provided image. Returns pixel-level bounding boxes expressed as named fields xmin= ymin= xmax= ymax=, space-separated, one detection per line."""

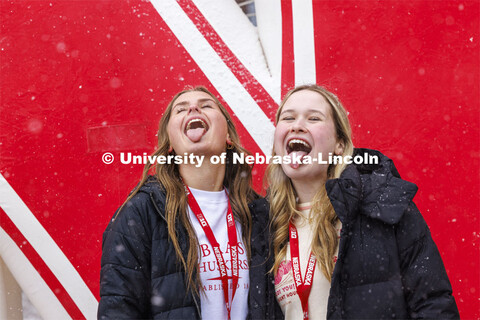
xmin=309 ymin=116 xmax=321 ymax=121
xmin=281 ymin=116 xmax=294 ymax=121
xmin=176 ymin=107 xmax=186 ymax=113
xmin=201 ymin=104 xmax=213 ymax=109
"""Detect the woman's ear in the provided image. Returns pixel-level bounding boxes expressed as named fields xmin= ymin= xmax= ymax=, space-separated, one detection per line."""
xmin=335 ymin=140 xmax=345 ymax=156
xmin=226 ymin=133 xmax=232 ymax=146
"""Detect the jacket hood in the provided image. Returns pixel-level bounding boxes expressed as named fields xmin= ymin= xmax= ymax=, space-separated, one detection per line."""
xmin=138 ymin=175 xmax=165 ymax=193
xmin=326 ymin=148 xmax=418 ymax=225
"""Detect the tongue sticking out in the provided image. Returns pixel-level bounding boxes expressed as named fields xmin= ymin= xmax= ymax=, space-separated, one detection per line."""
xmin=186 ymin=128 xmax=206 ymax=142
xmin=289 ymin=151 xmax=308 ymax=169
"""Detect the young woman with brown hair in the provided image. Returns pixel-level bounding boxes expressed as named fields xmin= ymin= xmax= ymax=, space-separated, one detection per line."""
xmin=249 ymin=84 xmax=459 ymax=319
xmin=98 ymin=86 xmax=256 ymax=319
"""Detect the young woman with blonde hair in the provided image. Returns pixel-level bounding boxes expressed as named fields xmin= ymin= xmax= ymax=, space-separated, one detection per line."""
xmin=98 ymin=86 xmax=256 ymax=319
xmin=249 ymin=84 xmax=459 ymax=319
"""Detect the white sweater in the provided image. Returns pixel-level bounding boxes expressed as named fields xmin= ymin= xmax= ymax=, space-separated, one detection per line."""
xmin=187 ymin=187 xmax=249 ymax=320
xmin=274 ymin=203 xmax=341 ymax=320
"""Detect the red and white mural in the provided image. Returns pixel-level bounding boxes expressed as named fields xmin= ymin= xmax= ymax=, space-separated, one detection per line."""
xmin=1 ymin=0 xmax=478 ymax=319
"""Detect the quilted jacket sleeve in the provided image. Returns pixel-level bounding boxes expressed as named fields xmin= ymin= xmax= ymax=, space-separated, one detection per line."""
xmin=395 ymin=202 xmax=460 ymax=319
xmin=98 ymin=193 xmax=153 ymax=319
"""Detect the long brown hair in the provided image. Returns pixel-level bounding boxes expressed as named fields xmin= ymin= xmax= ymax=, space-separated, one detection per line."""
xmin=117 ymin=86 xmax=256 ymax=295
xmin=268 ymin=84 xmax=353 ymax=281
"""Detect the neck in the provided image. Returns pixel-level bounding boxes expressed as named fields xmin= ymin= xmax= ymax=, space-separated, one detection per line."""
xmin=179 ymin=162 xmax=226 ymax=191
xmin=291 ymin=177 xmax=326 ymax=203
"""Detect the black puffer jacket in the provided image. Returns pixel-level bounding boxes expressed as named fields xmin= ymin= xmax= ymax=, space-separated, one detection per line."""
xmin=249 ymin=149 xmax=459 ymax=319
xmin=98 ymin=177 xmax=201 ymax=319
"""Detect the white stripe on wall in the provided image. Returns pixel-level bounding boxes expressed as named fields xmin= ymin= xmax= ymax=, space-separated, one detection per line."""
xmin=0 ymin=174 xmax=98 ymax=320
xmin=151 ymin=0 xmax=275 ymax=154
xmin=292 ymin=0 xmax=316 ymax=85
xmin=0 ymin=227 xmax=71 ymax=320
xmin=192 ymin=0 xmax=279 ymax=102
xmin=254 ymin=0 xmax=283 ymax=99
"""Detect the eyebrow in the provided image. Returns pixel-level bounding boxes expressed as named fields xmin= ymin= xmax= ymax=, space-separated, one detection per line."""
xmin=173 ymin=98 xmax=216 ymax=109
xmin=280 ymin=108 xmax=327 ymax=117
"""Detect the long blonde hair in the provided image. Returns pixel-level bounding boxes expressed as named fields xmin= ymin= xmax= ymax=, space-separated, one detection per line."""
xmin=117 ymin=86 xmax=255 ymax=295
xmin=268 ymin=84 xmax=353 ymax=281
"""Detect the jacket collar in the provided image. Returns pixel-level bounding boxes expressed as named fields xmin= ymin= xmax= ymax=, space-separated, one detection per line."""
xmin=138 ymin=175 xmax=167 ymax=220
xmin=326 ymin=148 xmax=418 ymax=225
xmin=325 ymin=164 xmax=362 ymax=225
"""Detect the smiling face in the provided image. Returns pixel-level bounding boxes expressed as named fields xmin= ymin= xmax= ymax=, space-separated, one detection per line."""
xmin=167 ymin=90 xmax=230 ymax=156
xmin=274 ymin=89 xmax=344 ymax=183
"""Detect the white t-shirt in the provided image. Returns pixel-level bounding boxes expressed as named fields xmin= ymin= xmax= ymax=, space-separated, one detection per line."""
xmin=274 ymin=203 xmax=341 ymax=320
xmin=187 ymin=187 xmax=249 ymax=320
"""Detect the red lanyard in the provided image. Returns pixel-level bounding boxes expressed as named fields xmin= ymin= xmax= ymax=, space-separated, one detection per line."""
xmin=186 ymin=186 xmax=239 ymax=320
xmin=289 ymin=222 xmax=316 ymax=320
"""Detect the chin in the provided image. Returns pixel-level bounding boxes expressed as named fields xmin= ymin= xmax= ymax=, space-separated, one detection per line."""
xmin=281 ymin=163 xmax=327 ymax=182
xmin=281 ymin=164 xmax=308 ymax=180
xmin=190 ymin=144 xmax=225 ymax=157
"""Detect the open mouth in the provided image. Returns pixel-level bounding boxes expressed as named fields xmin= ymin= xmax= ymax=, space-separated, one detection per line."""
xmin=286 ymin=138 xmax=311 ymax=169
xmin=286 ymin=138 xmax=312 ymax=155
xmin=185 ymin=118 xmax=208 ymax=142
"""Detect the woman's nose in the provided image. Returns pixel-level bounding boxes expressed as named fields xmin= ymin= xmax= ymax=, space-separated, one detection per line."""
xmin=290 ymin=119 xmax=306 ymax=133
xmin=188 ymin=104 xmax=200 ymax=113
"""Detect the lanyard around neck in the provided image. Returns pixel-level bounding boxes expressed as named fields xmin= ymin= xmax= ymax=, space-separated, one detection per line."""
xmin=289 ymin=222 xmax=316 ymax=320
xmin=186 ymin=186 xmax=239 ymax=320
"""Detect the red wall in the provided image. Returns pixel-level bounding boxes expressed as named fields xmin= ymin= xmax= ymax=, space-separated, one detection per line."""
xmin=1 ymin=1 xmax=478 ymax=318
xmin=311 ymin=2 xmax=479 ymax=318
